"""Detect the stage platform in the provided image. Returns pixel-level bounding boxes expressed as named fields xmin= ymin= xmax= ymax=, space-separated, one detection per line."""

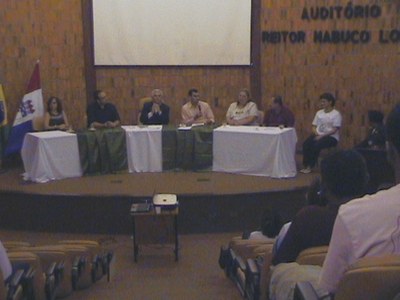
xmin=0 ymin=167 xmax=317 ymax=234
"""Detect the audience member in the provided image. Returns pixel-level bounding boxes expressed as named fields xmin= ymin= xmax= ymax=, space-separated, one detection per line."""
xmin=318 ymin=104 xmax=400 ymax=294
xmin=44 ymin=96 xmax=70 ymax=131
xmin=87 ymin=90 xmax=120 ymax=129
xmin=272 ymin=178 xmax=327 ymax=256
xmin=269 ymin=104 xmax=400 ymax=300
xmin=264 ymin=96 xmax=295 ymax=127
xmin=300 ymin=93 xmax=342 ymax=174
xmin=356 ymin=110 xmax=386 ymax=149
xmin=226 ymin=89 xmax=259 ymax=126
xmin=140 ymin=89 xmax=170 ymax=125
xmin=272 ymin=150 xmax=368 ymax=266
xmin=181 ymin=89 xmax=214 ymax=126
xmin=247 ymin=209 xmax=283 ymax=242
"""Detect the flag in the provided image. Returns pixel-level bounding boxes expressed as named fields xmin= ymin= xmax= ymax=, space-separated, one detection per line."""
xmin=0 ymin=84 xmax=7 ymax=127
xmin=5 ymin=61 xmax=44 ymax=156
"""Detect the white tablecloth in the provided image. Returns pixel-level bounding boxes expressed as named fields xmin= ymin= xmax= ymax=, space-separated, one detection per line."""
xmin=122 ymin=125 xmax=162 ymax=173
xmin=212 ymin=126 xmax=298 ymax=178
xmin=21 ymin=131 xmax=83 ymax=183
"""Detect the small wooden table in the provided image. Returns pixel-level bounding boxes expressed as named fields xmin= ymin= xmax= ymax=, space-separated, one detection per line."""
xmin=130 ymin=205 xmax=179 ymax=262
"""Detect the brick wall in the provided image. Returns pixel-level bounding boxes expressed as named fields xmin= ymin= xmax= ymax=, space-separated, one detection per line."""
xmin=0 ymin=0 xmax=399 ymax=148
xmin=261 ymin=0 xmax=400 ymax=148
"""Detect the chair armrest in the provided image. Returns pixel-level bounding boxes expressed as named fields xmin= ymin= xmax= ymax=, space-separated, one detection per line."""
xmin=72 ymin=256 xmax=86 ymax=290
xmin=45 ymin=263 xmax=57 ymax=300
xmin=235 ymin=255 xmax=246 ymax=272
xmin=294 ymin=281 xmax=333 ymax=300
xmin=245 ymin=258 xmax=262 ymax=300
xmin=6 ymin=269 xmax=24 ymax=300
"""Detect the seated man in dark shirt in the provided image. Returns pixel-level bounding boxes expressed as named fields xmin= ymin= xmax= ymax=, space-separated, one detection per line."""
xmin=264 ymin=96 xmax=295 ymax=127
xmin=356 ymin=110 xmax=386 ymax=149
xmin=87 ymin=90 xmax=121 ymax=129
xmin=272 ymin=150 xmax=369 ymax=265
xmin=140 ymin=89 xmax=170 ymax=125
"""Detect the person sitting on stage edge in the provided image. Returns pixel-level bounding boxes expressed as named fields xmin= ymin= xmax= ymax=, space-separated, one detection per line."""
xmin=181 ymin=88 xmax=215 ymax=126
xmin=269 ymin=104 xmax=400 ymax=300
xmin=272 ymin=150 xmax=368 ymax=266
xmin=264 ymin=96 xmax=295 ymax=127
xmin=355 ymin=109 xmax=386 ymax=149
xmin=226 ymin=89 xmax=259 ymax=126
xmin=300 ymin=93 xmax=342 ymax=174
xmin=140 ymin=89 xmax=170 ymax=125
xmin=44 ymin=96 xmax=70 ymax=131
xmin=87 ymin=90 xmax=120 ymax=129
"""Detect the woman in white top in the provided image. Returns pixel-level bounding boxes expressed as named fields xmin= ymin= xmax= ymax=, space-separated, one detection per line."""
xmin=300 ymin=93 xmax=342 ymax=174
xmin=226 ymin=89 xmax=259 ymax=125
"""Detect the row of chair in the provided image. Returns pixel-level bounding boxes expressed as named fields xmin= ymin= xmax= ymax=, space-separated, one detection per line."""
xmin=2 ymin=240 xmax=113 ymax=300
xmin=220 ymin=236 xmax=400 ymax=300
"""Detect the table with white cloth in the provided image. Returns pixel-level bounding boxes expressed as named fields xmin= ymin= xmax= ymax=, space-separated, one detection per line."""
xmin=212 ymin=126 xmax=297 ymax=178
xmin=122 ymin=125 xmax=162 ymax=173
xmin=21 ymin=131 xmax=83 ymax=183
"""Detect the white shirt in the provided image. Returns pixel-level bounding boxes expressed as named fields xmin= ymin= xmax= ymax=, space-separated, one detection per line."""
xmin=0 ymin=241 xmax=12 ymax=281
xmin=318 ymin=184 xmax=400 ymax=293
xmin=226 ymin=101 xmax=259 ymax=125
xmin=312 ymin=109 xmax=342 ymax=141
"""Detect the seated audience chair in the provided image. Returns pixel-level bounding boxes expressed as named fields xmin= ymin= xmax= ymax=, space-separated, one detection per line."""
xmin=242 ymin=246 xmax=328 ymax=300
xmin=294 ymin=255 xmax=400 ymax=300
xmin=0 ymin=265 xmax=26 ymax=300
xmin=7 ymin=251 xmax=58 ymax=300
xmin=7 ymin=247 xmax=70 ymax=299
xmin=57 ymin=240 xmax=114 ymax=283
xmin=220 ymin=236 xmax=274 ymax=278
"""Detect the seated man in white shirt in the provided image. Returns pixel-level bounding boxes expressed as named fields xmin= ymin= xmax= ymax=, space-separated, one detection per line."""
xmin=269 ymin=104 xmax=400 ymax=300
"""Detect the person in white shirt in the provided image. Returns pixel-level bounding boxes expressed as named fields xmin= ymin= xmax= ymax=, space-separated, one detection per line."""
xmin=318 ymin=103 xmax=400 ymax=294
xmin=226 ymin=89 xmax=259 ymax=126
xmin=300 ymin=93 xmax=342 ymax=174
xmin=269 ymin=104 xmax=400 ymax=300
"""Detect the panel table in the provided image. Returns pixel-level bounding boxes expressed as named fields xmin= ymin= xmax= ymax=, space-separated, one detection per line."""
xmin=212 ymin=126 xmax=297 ymax=178
xmin=21 ymin=131 xmax=82 ymax=183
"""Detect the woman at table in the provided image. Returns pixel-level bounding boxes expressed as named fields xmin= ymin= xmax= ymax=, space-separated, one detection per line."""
xmin=300 ymin=93 xmax=342 ymax=174
xmin=44 ymin=96 xmax=70 ymax=131
xmin=226 ymin=89 xmax=259 ymax=126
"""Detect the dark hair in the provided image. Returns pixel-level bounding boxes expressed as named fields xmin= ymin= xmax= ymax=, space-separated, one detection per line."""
xmin=259 ymin=209 xmax=283 ymax=238
xmin=93 ymin=90 xmax=103 ymax=101
xmin=188 ymin=88 xmax=198 ymax=96
xmin=386 ymin=104 xmax=400 ymax=153
xmin=320 ymin=150 xmax=368 ymax=198
xmin=47 ymin=96 xmax=62 ymax=114
xmin=273 ymin=96 xmax=283 ymax=106
xmin=320 ymin=93 xmax=336 ymax=107
xmin=368 ymin=110 xmax=384 ymax=124
xmin=306 ymin=177 xmax=328 ymax=207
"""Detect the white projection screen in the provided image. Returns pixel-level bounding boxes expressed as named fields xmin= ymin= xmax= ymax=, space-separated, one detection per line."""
xmin=92 ymin=0 xmax=252 ymax=66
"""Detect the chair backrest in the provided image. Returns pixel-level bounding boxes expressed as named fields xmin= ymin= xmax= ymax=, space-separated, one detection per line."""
xmin=32 ymin=115 xmax=44 ymax=131
xmin=137 ymin=97 xmax=152 ymax=124
xmin=7 ymin=251 xmax=46 ymax=300
xmin=335 ymin=255 xmax=400 ymax=300
xmin=296 ymin=246 xmax=329 ymax=266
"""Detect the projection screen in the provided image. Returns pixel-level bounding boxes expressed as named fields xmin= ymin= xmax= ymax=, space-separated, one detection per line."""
xmin=92 ymin=0 xmax=252 ymax=66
